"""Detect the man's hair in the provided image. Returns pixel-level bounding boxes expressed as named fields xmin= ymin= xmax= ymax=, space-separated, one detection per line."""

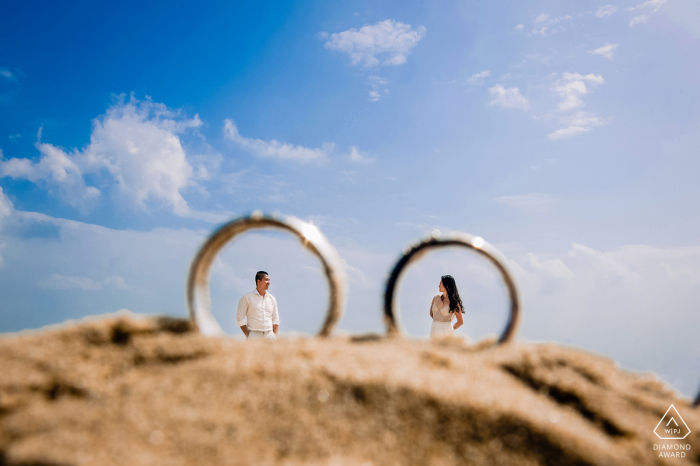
xmin=255 ymin=271 xmax=269 ymax=284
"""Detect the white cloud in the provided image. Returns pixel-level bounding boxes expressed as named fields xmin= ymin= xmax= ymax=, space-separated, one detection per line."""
xmin=553 ymin=72 xmax=604 ymax=111
xmin=223 ymin=120 xmax=333 ymax=164
xmin=596 ymin=5 xmax=619 ymax=17
xmin=549 ymin=14 xmax=572 ymax=23
xmin=323 ymin=19 xmax=426 ymax=67
xmin=0 ymin=142 xmax=100 ymax=210
xmin=103 ymin=276 xmax=130 ymax=290
xmin=341 ymin=170 xmax=358 ymax=184
xmin=40 ymin=274 xmax=103 ymax=291
xmin=514 ymin=24 xmax=525 ymax=32
xmin=0 ymin=186 xmax=12 ymax=267
xmin=368 ymin=75 xmax=388 ymax=102
xmin=627 ymin=0 xmax=667 ymax=26
xmin=589 ymin=43 xmax=619 ymax=60
xmin=0 ymin=68 xmax=17 ymax=83
xmin=348 ymin=146 xmax=374 ymax=164
xmin=548 ymin=111 xmax=610 ymax=140
xmin=340 ymin=257 xmax=375 ymax=290
xmin=494 ymin=193 xmax=558 ymax=211
xmin=0 ymin=96 xmax=203 ymax=216
xmin=547 ymin=73 xmax=608 ymax=140
xmin=567 ymin=243 xmax=639 ymax=282
xmin=38 ymin=271 xmax=129 ymax=292
xmin=0 ymin=186 xmax=13 ymax=219
xmin=188 ymin=153 xmax=223 ymax=182
xmin=466 ymin=70 xmax=491 ymax=85
xmin=82 ymin=96 xmax=200 ymax=215
xmin=488 ymin=85 xmax=530 ymax=110
xmin=527 ymin=13 xmax=573 ymax=37
xmin=527 ymin=253 xmax=574 ymax=280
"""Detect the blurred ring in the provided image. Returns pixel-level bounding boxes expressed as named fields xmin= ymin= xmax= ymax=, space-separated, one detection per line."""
xmin=186 ymin=212 xmax=347 ymax=337
xmin=383 ymin=232 xmax=520 ymax=343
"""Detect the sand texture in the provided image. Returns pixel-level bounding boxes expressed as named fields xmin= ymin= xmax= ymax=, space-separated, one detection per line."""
xmin=0 ymin=313 xmax=698 ymax=466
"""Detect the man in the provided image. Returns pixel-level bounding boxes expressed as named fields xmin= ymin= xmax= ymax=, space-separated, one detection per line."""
xmin=236 ymin=271 xmax=280 ymax=341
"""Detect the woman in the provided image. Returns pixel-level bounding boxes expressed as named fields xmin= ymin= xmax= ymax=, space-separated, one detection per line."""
xmin=429 ymin=275 xmax=464 ymax=339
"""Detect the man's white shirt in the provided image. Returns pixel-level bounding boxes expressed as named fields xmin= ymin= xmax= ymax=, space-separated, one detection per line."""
xmin=236 ymin=289 xmax=280 ymax=332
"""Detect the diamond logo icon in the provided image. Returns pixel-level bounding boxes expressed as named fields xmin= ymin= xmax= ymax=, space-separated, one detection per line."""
xmin=654 ymin=404 xmax=691 ymax=440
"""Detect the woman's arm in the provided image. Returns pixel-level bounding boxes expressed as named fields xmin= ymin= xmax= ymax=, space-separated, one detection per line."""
xmin=429 ymin=296 xmax=434 ymax=318
xmin=453 ymin=305 xmax=464 ymax=330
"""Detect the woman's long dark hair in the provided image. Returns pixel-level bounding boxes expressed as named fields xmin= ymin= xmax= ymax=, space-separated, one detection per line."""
xmin=441 ymin=275 xmax=464 ymax=314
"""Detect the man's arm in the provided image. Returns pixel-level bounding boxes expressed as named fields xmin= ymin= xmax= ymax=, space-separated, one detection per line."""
xmin=236 ymin=295 xmax=249 ymax=338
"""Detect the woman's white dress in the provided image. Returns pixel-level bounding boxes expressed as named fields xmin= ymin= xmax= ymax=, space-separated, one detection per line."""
xmin=430 ymin=296 xmax=455 ymax=339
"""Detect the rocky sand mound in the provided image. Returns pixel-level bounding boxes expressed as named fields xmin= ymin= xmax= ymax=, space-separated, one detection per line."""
xmin=1 ymin=313 xmax=697 ymax=465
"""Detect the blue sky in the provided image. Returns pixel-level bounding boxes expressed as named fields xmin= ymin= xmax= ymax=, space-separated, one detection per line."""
xmin=1 ymin=0 xmax=699 ymax=396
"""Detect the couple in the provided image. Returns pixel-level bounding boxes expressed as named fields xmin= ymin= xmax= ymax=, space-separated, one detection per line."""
xmin=236 ymin=271 xmax=464 ymax=341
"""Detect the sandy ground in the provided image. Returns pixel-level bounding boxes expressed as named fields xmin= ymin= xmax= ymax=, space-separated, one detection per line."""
xmin=0 ymin=312 xmax=698 ymax=465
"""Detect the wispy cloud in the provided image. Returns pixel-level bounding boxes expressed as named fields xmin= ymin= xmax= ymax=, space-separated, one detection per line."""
xmin=553 ymin=72 xmax=604 ymax=111
xmin=494 ymin=193 xmax=558 ymax=211
xmin=466 ymin=70 xmax=490 ymax=85
xmin=0 ymin=187 xmax=11 ymax=266
xmin=0 ymin=68 xmax=18 ymax=83
xmin=627 ymin=0 xmax=667 ymax=27
xmin=0 ymin=186 xmax=13 ymax=266
xmin=589 ymin=43 xmax=619 ymax=60
xmin=348 ymin=146 xmax=374 ymax=164
xmin=514 ymin=24 xmax=525 ymax=32
xmin=527 ymin=13 xmax=572 ymax=37
xmin=39 ymin=273 xmax=104 ymax=291
xmin=322 ymin=19 xmax=426 ymax=67
xmin=0 ymin=186 xmax=12 ymax=220
xmin=0 ymin=142 xmax=98 ymax=210
xmin=341 ymin=170 xmax=358 ymax=184
xmin=548 ymin=111 xmax=610 ymax=140
xmin=567 ymin=243 xmax=640 ymax=281
xmin=596 ymin=5 xmax=619 ymax=17
xmin=224 ymin=119 xmax=333 ymax=164
xmin=489 ymin=85 xmax=530 ymax=110
xmin=367 ymin=75 xmax=388 ymax=102
xmin=527 ymin=253 xmax=574 ymax=279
